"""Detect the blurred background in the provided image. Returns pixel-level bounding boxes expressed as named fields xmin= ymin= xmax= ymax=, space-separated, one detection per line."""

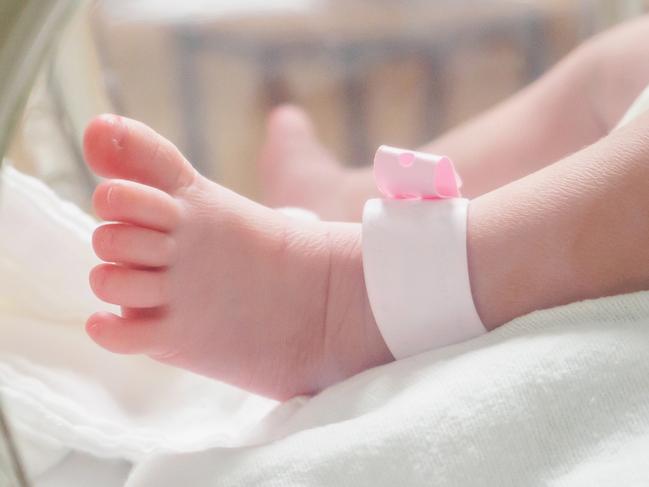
xmin=4 ymin=0 xmax=649 ymax=210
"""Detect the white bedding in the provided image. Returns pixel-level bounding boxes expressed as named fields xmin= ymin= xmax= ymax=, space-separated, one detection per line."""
xmin=132 ymin=293 xmax=649 ymax=486
xmin=1 ymin=88 xmax=649 ymax=486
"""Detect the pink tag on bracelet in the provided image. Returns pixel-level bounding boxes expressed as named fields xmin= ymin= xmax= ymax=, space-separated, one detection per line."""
xmin=373 ymin=145 xmax=462 ymax=199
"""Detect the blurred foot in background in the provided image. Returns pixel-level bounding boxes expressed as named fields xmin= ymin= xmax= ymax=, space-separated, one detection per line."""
xmin=258 ymin=105 xmax=358 ymax=221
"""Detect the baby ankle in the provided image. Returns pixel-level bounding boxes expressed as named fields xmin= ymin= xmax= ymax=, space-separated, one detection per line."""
xmin=319 ymin=223 xmax=392 ymax=384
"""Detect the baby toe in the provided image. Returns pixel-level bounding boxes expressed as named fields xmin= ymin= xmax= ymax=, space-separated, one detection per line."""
xmin=86 ymin=311 xmax=165 ymax=355
xmin=90 ymin=264 xmax=169 ymax=308
xmin=93 ymin=223 xmax=177 ymax=268
xmin=93 ymin=179 xmax=181 ymax=232
xmin=84 ymin=114 xmax=196 ymax=194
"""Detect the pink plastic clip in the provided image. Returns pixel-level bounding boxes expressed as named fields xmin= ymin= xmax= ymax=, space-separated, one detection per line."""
xmin=373 ymin=145 xmax=462 ymax=199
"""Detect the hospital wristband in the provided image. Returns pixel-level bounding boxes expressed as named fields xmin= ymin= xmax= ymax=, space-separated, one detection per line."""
xmin=362 ymin=146 xmax=485 ymax=359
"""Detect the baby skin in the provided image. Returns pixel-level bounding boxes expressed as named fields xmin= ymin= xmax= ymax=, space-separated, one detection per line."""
xmin=85 ymin=115 xmax=390 ymax=400
xmin=85 ymin=110 xmax=649 ymax=401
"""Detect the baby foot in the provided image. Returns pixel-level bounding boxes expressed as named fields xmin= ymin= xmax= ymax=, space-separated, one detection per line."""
xmin=258 ymin=105 xmax=360 ymax=221
xmin=84 ymin=115 xmax=391 ymax=400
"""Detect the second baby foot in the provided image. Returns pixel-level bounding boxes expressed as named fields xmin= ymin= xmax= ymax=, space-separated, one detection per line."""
xmin=84 ymin=115 xmax=391 ymax=400
xmin=257 ymin=105 xmax=364 ymax=221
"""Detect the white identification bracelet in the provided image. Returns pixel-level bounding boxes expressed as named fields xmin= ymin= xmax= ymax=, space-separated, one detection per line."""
xmin=362 ymin=146 xmax=485 ymax=359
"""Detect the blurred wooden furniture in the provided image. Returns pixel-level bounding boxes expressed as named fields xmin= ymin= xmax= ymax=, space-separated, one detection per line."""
xmin=172 ymin=2 xmax=547 ymax=174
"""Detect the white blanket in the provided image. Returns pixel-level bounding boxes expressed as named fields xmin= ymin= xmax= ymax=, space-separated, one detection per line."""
xmin=132 ymin=293 xmax=649 ymax=487
xmin=1 ymin=87 xmax=649 ymax=485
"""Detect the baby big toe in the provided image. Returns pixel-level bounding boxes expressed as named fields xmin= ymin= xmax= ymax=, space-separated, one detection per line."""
xmin=90 ymin=264 xmax=169 ymax=308
xmin=93 ymin=223 xmax=177 ymax=268
xmin=84 ymin=114 xmax=195 ymax=194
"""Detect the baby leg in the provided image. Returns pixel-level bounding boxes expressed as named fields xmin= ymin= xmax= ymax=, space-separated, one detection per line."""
xmin=469 ymin=111 xmax=649 ymax=327
xmin=258 ymin=17 xmax=649 ymax=221
xmin=85 ymin=111 xmax=649 ymax=400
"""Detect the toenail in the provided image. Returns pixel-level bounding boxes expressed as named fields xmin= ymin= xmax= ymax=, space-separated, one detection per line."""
xmin=105 ymin=183 xmax=125 ymax=207
xmin=99 ymin=114 xmax=126 ymax=149
xmin=106 ymin=186 xmax=115 ymax=206
xmin=99 ymin=226 xmax=116 ymax=251
xmin=91 ymin=266 xmax=108 ymax=292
